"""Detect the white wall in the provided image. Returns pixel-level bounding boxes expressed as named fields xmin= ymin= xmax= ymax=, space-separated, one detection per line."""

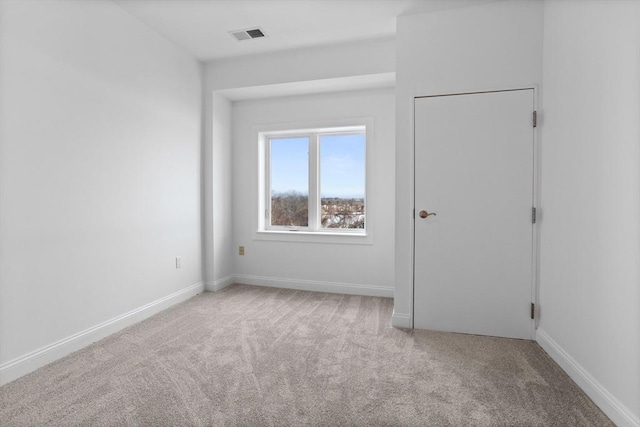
xmin=537 ymin=2 xmax=640 ymax=426
xmin=0 ymin=0 xmax=203 ymax=383
xmin=232 ymin=88 xmax=395 ymax=296
xmin=202 ymin=92 xmax=234 ymax=290
xmin=207 ymin=37 xmax=395 ymax=92
xmin=394 ymin=0 xmax=544 ymax=326
xmin=202 ymin=37 xmax=397 ymax=293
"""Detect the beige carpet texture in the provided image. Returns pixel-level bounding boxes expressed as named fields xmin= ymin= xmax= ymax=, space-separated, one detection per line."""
xmin=1 ymin=284 xmax=613 ymax=426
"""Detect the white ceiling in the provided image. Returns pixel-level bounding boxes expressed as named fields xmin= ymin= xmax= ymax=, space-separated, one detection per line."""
xmin=114 ymin=0 xmax=498 ymax=62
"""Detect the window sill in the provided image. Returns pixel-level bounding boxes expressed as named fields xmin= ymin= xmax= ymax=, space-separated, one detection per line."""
xmin=254 ymin=230 xmax=373 ymax=245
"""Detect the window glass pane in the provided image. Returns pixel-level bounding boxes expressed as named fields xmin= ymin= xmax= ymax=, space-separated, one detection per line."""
xmin=320 ymin=133 xmax=365 ymax=229
xmin=270 ymin=137 xmax=309 ymax=227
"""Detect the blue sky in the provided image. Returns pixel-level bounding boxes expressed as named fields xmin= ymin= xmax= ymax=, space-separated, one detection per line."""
xmin=270 ymin=134 xmax=365 ymax=198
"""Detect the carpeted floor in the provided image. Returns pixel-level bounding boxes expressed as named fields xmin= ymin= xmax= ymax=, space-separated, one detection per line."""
xmin=0 ymin=284 xmax=613 ymax=426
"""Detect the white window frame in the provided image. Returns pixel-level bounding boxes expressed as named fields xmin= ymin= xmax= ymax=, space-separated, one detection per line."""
xmin=255 ymin=118 xmax=374 ymax=245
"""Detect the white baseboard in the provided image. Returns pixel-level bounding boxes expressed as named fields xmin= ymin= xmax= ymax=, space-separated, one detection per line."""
xmin=204 ymin=275 xmax=235 ymax=292
xmin=0 ymin=282 xmax=204 ymax=387
xmin=233 ymin=274 xmax=394 ymax=298
xmin=536 ymin=328 xmax=640 ymax=427
xmin=391 ymin=310 xmax=412 ymax=328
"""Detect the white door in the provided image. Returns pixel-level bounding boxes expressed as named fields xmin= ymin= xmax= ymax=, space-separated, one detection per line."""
xmin=413 ymin=90 xmax=534 ymax=339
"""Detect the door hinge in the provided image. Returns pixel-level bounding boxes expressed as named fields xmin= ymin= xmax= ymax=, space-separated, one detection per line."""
xmin=413 ymin=208 xmax=415 ymax=219
xmin=532 ymin=207 xmax=537 ymax=224
xmin=531 ymin=303 xmax=535 ymax=319
xmin=532 ymin=111 xmax=537 ymax=128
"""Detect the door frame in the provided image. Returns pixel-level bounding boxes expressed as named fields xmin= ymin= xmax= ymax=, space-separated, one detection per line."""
xmin=410 ymin=85 xmax=541 ymax=335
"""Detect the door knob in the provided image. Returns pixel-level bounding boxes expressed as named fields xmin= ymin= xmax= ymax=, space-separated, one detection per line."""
xmin=419 ymin=210 xmax=436 ymax=219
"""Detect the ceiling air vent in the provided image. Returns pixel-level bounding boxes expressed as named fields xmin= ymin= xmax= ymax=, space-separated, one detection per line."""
xmin=229 ymin=27 xmax=266 ymax=41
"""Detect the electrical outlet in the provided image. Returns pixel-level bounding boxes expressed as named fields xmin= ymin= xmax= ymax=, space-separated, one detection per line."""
xmin=239 ymin=246 xmax=245 ymax=256
xmin=176 ymin=257 xmax=182 ymax=268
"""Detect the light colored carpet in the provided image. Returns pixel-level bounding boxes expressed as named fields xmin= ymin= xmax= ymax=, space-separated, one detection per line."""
xmin=1 ymin=284 xmax=612 ymax=426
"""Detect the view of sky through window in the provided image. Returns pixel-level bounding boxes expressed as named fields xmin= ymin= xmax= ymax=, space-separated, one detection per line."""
xmin=320 ymin=133 xmax=365 ymax=198
xmin=268 ymin=132 xmax=365 ymax=229
xmin=270 ymin=134 xmax=365 ymax=198
xmin=270 ymin=136 xmax=309 ymax=195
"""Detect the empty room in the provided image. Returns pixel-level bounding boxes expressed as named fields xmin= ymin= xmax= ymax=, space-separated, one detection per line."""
xmin=0 ymin=0 xmax=638 ymax=426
